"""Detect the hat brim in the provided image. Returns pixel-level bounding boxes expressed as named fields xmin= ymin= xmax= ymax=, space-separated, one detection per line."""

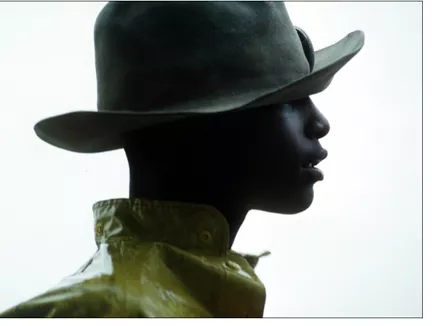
xmin=34 ymin=30 xmax=364 ymax=153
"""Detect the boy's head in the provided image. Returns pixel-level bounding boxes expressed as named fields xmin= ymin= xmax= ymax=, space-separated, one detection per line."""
xmin=33 ymin=2 xmax=363 ymax=213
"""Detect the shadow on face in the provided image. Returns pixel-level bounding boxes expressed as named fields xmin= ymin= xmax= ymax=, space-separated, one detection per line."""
xmin=124 ymin=97 xmax=330 ymax=215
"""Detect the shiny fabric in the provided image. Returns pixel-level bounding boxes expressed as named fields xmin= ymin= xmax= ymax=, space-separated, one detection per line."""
xmin=0 ymin=199 xmax=268 ymax=317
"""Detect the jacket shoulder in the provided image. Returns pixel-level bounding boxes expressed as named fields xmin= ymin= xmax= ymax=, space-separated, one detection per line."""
xmin=0 ymin=281 xmax=126 ymax=318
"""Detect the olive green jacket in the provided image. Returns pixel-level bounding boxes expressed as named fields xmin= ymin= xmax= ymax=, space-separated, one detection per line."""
xmin=1 ymin=199 xmax=267 ymax=317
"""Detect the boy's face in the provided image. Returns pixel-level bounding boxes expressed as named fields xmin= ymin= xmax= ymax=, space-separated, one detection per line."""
xmin=236 ymin=97 xmax=330 ymax=214
xmin=125 ymin=97 xmax=330 ymax=216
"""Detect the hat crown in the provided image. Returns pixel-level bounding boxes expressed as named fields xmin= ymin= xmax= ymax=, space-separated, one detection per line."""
xmin=94 ymin=1 xmax=310 ymax=113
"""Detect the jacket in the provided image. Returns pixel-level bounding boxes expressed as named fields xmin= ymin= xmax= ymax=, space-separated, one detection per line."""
xmin=0 ymin=198 xmax=267 ymax=317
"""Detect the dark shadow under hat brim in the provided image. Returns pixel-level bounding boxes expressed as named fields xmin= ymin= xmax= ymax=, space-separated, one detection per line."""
xmin=34 ymin=30 xmax=365 ymax=153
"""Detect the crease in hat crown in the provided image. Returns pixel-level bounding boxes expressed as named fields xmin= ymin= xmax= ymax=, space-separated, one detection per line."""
xmin=93 ymin=1 xmax=310 ymax=114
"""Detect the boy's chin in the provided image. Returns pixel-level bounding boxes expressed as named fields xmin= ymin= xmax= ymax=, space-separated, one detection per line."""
xmin=253 ymin=186 xmax=315 ymax=215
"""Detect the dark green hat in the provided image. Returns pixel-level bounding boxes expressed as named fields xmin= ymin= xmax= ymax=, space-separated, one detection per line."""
xmin=35 ymin=1 xmax=364 ymax=153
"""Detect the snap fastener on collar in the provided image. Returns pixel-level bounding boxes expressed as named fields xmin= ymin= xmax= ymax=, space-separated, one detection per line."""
xmin=95 ymin=222 xmax=104 ymax=236
xmin=200 ymin=231 xmax=212 ymax=243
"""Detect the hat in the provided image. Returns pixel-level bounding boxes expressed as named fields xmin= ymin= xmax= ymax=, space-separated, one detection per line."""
xmin=34 ymin=1 xmax=364 ymax=153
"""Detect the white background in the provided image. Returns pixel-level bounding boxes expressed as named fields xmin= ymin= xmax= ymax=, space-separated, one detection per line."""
xmin=0 ymin=2 xmax=422 ymax=318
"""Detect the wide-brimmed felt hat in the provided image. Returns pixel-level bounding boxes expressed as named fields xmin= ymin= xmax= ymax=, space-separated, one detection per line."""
xmin=34 ymin=1 xmax=364 ymax=153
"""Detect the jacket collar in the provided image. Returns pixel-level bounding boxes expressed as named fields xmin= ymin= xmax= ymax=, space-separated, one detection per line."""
xmin=92 ymin=198 xmax=230 ymax=256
